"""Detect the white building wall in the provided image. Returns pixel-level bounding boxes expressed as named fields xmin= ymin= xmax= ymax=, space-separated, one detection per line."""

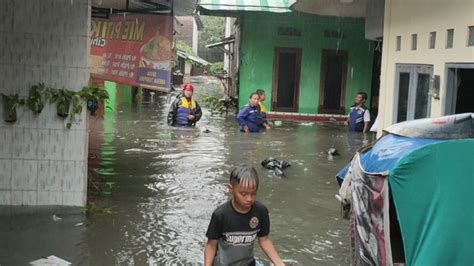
xmin=378 ymin=0 xmax=474 ymax=135
xmin=0 ymin=0 xmax=91 ymax=206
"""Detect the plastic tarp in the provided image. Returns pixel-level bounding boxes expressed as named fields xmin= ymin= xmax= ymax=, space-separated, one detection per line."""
xmin=385 ymin=113 xmax=473 ymax=139
xmin=336 ymin=134 xmax=443 ymax=185
xmin=389 ymin=139 xmax=474 ymax=266
xmin=350 ymin=153 xmax=391 ymax=265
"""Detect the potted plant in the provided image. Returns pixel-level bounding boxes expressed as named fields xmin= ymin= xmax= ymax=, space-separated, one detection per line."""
xmin=80 ymin=83 xmax=109 ymax=115
xmin=66 ymin=93 xmax=84 ymax=129
xmin=49 ymin=88 xmax=74 ymax=117
xmin=2 ymin=94 xmax=25 ymax=123
xmin=26 ymin=83 xmax=49 ymax=114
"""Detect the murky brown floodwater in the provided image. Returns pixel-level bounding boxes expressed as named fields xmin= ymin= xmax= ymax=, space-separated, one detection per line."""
xmin=0 ymin=80 xmax=371 ymax=265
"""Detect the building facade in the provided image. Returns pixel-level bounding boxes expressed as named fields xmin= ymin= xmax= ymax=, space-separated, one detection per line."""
xmin=238 ymin=12 xmax=374 ymax=117
xmin=378 ymin=0 xmax=474 ymax=134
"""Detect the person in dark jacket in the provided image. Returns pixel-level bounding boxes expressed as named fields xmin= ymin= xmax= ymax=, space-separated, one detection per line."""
xmin=237 ymin=93 xmax=270 ymax=133
xmin=167 ymin=83 xmax=202 ymax=126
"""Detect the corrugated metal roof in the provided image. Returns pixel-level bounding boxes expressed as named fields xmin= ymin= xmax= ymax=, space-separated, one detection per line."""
xmin=198 ymin=0 xmax=296 ymax=16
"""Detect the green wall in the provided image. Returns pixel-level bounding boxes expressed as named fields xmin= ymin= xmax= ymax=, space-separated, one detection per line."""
xmin=238 ymin=12 xmax=374 ymax=114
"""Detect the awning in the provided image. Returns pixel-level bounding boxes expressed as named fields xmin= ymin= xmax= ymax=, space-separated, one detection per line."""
xmin=177 ymin=50 xmax=211 ymax=66
xmin=197 ymin=0 xmax=296 ymax=16
xmin=91 ymin=0 xmax=198 ymax=18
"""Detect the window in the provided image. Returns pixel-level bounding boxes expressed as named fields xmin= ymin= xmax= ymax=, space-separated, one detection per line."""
xmin=395 ymin=65 xmax=433 ymax=123
xmin=468 ymin=26 xmax=474 ymax=46
xmin=429 ymin=32 xmax=436 ymax=49
xmin=411 ymin=34 xmax=417 ymax=50
xmin=446 ymin=29 xmax=454 ymax=48
xmin=414 ymin=74 xmax=431 ymax=119
xmin=396 ymin=36 xmax=401 ymax=51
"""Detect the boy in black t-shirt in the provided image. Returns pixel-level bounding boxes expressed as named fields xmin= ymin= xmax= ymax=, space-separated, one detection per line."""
xmin=204 ymin=165 xmax=284 ymax=266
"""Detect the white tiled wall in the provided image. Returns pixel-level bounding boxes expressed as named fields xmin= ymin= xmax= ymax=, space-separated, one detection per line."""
xmin=0 ymin=0 xmax=91 ymax=206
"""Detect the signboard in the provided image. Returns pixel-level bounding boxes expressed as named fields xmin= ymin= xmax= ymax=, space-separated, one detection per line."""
xmin=90 ymin=14 xmax=173 ymax=91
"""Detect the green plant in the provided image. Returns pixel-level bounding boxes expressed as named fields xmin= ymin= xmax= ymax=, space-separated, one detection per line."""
xmin=2 ymin=94 xmax=25 ymax=122
xmin=26 ymin=83 xmax=49 ymax=114
xmin=175 ymin=39 xmax=193 ymax=53
xmin=80 ymin=83 xmax=109 ymax=102
xmin=47 ymin=88 xmax=84 ymax=129
xmin=209 ymin=61 xmax=224 ymax=75
xmin=201 ymin=95 xmax=225 ymax=115
xmin=79 ymin=83 xmax=109 ymax=115
xmin=48 ymin=88 xmax=74 ymax=117
xmin=67 ymin=93 xmax=83 ymax=129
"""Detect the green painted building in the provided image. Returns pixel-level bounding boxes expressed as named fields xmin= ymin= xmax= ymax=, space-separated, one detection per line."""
xmin=237 ymin=12 xmax=374 ymax=115
xmin=198 ymin=0 xmax=377 ymax=117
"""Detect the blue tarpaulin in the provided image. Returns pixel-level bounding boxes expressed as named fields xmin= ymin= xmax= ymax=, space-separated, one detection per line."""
xmin=336 ymin=134 xmax=444 ymax=185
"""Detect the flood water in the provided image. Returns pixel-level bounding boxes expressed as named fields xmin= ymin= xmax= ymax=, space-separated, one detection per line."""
xmin=0 ymin=82 xmax=371 ymax=265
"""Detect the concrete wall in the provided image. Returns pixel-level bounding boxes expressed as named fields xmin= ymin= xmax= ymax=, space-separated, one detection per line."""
xmin=365 ymin=0 xmax=385 ymax=40
xmin=0 ymin=0 xmax=90 ymax=206
xmin=238 ymin=12 xmax=374 ymax=114
xmin=378 ymin=0 xmax=474 ymax=134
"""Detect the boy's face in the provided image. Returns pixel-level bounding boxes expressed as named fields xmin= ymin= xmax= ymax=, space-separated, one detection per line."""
xmin=259 ymin=93 xmax=265 ymax=102
xmin=228 ymin=181 xmax=257 ymax=211
xmin=355 ymin=94 xmax=366 ymax=105
xmin=249 ymin=95 xmax=260 ymax=106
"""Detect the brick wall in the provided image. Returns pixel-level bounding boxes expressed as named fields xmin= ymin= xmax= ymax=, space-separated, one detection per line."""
xmin=0 ymin=0 xmax=90 ymax=206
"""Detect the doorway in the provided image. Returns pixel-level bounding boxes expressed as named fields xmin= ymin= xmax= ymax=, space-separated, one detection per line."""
xmin=319 ymin=49 xmax=348 ymax=114
xmin=272 ymin=48 xmax=301 ymax=112
xmin=394 ymin=64 xmax=433 ymax=123
xmin=445 ymin=65 xmax=474 ymax=115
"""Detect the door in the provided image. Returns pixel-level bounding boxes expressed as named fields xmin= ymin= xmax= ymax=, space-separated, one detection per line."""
xmin=444 ymin=64 xmax=474 ymax=115
xmin=272 ymin=48 xmax=301 ymax=112
xmin=318 ymin=50 xmax=348 ymax=114
xmin=394 ymin=64 xmax=433 ymax=123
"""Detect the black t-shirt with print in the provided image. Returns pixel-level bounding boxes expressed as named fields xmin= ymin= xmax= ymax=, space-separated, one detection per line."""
xmin=206 ymin=200 xmax=270 ymax=265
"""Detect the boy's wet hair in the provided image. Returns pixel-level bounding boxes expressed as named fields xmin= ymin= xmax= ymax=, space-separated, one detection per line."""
xmin=256 ymin=89 xmax=265 ymax=96
xmin=229 ymin=165 xmax=259 ymax=190
xmin=249 ymin=92 xmax=259 ymax=99
xmin=357 ymin=92 xmax=368 ymax=100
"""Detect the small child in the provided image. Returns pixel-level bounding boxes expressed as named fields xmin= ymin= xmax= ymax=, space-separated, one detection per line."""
xmin=204 ymin=166 xmax=284 ymax=266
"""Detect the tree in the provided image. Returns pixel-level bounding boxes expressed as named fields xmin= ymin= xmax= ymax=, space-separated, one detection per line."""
xmin=198 ymin=16 xmax=226 ymax=63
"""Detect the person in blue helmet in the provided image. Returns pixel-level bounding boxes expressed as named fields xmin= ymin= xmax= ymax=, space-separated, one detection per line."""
xmin=167 ymin=83 xmax=202 ymax=126
xmin=347 ymin=92 xmax=371 ymax=133
xmin=237 ymin=92 xmax=270 ymax=133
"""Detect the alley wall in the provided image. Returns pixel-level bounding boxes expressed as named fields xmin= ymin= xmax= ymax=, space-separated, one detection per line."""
xmin=0 ymin=0 xmax=90 ymax=206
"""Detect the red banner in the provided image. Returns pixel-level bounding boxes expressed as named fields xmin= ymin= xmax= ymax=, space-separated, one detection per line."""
xmin=90 ymin=14 xmax=173 ymax=91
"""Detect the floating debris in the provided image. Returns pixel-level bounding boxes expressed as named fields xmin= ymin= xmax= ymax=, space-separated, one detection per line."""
xmin=261 ymin=157 xmax=291 ymax=176
xmin=327 ymin=148 xmax=339 ymax=156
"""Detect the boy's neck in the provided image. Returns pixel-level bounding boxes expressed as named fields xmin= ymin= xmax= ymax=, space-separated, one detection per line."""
xmin=231 ymin=199 xmax=251 ymax=214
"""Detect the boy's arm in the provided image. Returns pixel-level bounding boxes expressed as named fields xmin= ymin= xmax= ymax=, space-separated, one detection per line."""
xmin=258 ymin=236 xmax=284 ymax=266
xmin=236 ymin=107 xmax=250 ymax=132
xmin=204 ymin=239 xmax=218 ymax=266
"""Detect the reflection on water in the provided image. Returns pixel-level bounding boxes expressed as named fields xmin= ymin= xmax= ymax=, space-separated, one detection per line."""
xmin=0 ymin=86 xmax=371 ymax=265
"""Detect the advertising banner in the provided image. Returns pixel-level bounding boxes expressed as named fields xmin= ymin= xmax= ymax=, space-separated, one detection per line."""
xmin=90 ymin=14 xmax=173 ymax=91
